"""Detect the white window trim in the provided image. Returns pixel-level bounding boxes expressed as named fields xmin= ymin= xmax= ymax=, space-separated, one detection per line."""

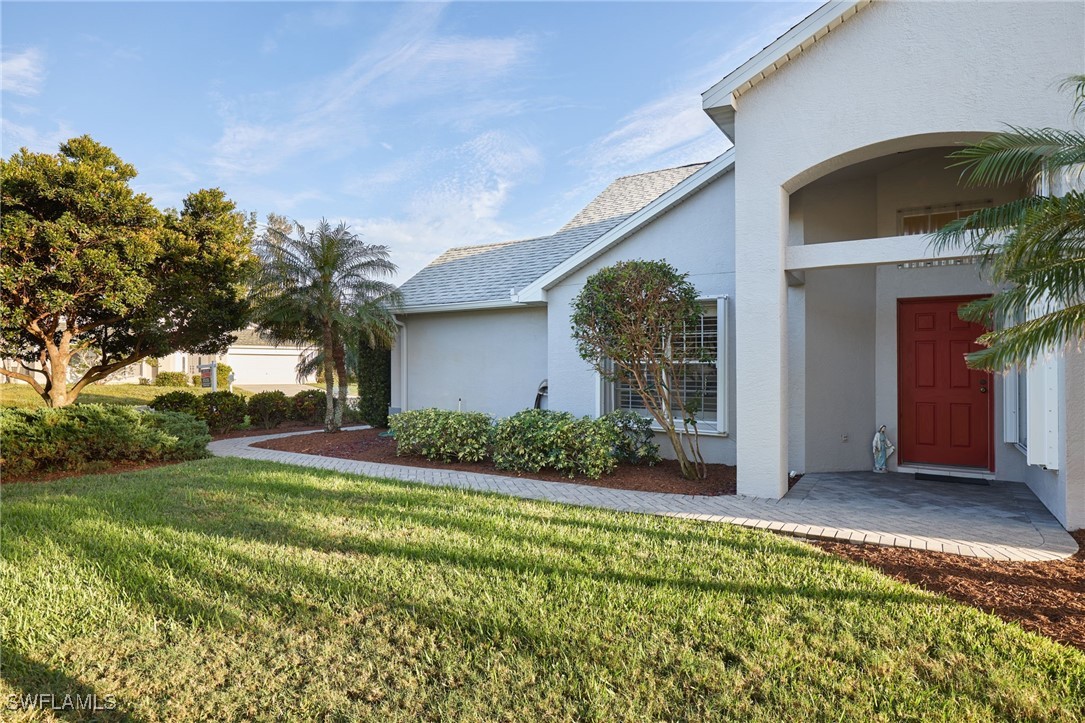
xmin=598 ymin=295 xmax=729 ymax=437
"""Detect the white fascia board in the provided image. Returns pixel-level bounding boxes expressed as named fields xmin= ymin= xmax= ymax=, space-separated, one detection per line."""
xmin=398 ymin=299 xmax=533 ymax=315
xmin=515 ymin=150 xmax=736 ymax=303
xmin=700 ymin=0 xmax=869 ymax=138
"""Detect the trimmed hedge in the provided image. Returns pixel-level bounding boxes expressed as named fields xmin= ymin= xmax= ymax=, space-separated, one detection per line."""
xmin=155 ymin=371 xmax=189 ymax=387
xmin=248 ymin=391 xmax=290 ymax=430
xmin=492 ymin=409 xmax=620 ymax=479
xmin=200 ymin=391 xmax=247 ymax=434
xmin=291 ymin=389 xmax=326 ymax=423
xmin=389 ymin=408 xmax=493 ymax=463
xmin=0 ymin=405 xmax=211 ymax=478
xmin=357 ymin=341 xmax=392 ymax=427
xmin=149 ymin=390 xmax=203 ymax=417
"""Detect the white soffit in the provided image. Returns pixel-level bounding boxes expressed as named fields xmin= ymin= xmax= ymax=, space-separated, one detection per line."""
xmin=701 ymin=0 xmax=872 ymax=139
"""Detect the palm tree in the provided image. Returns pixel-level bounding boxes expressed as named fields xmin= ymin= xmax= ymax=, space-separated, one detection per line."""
xmin=253 ymin=218 xmax=401 ymax=431
xmin=932 ymin=75 xmax=1085 ymax=371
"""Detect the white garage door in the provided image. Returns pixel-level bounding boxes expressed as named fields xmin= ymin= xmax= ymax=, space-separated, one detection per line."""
xmin=227 ymin=350 xmax=308 ymax=385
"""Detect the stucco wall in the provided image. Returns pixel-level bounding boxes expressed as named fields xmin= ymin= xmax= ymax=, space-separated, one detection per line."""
xmin=392 ymin=307 xmax=548 ymax=419
xmin=730 ymin=0 xmax=1084 ymax=496
xmin=803 ymin=266 xmax=877 ymax=472
xmin=545 ymin=172 xmax=738 ymax=464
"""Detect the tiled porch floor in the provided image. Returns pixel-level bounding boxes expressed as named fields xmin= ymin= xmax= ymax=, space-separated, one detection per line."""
xmin=210 ymin=429 xmax=1078 ymax=562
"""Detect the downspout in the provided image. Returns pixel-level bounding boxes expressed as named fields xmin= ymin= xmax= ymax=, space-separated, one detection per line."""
xmin=394 ymin=317 xmax=407 ymax=412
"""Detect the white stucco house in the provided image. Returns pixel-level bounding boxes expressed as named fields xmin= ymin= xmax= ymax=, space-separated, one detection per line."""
xmin=154 ymin=328 xmax=316 ymax=386
xmin=391 ymin=0 xmax=1084 ymax=530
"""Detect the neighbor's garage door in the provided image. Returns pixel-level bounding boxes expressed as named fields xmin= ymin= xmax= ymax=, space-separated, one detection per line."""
xmin=226 ymin=350 xmax=304 ymax=385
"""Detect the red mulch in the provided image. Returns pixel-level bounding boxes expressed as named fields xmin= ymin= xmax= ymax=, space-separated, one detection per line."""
xmin=253 ymin=427 xmax=737 ymax=496
xmin=811 ymin=530 xmax=1085 ymax=650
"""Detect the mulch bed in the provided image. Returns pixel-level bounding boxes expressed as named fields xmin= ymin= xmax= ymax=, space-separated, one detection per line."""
xmin=213 ymin=420 xmax=325 ymax=440
xmin=811 ymin=531 xmax=1085 ymax=651
xmin=253 ymin=427 xmax=737 ymax=496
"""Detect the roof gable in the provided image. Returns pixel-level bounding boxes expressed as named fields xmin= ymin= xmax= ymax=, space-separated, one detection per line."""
xmin=397 ymin=163 xmax=706 ymax=312
xmin=701 ymin=0 xmax=871 ymax=139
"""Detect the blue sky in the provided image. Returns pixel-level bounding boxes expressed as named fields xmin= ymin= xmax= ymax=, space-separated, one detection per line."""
xmin=2 ymin=1 xmax=820 ymax=282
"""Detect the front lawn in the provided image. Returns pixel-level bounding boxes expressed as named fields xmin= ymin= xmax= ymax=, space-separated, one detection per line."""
xmin=2 ymin=459 xmax=1082 ymax=721
xmin=0 ymin=383 xmax=240 ymax=409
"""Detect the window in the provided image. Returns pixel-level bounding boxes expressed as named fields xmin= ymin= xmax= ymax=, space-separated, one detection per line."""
xmin=605 ymin=297 xmax=728 ymax=434
xmin=898 ymin=200 xmax=991 ymax=236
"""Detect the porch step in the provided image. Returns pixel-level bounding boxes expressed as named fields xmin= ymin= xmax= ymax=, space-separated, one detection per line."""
xmin=914 ymin=472 xmax=990 ymax=486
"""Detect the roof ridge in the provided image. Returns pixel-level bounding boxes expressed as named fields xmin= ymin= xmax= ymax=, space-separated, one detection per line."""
xmin=610 ymin=161 xmax=709 ymax=182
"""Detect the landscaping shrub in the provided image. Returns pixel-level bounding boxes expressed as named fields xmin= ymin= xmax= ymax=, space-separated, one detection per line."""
xmin=357 ymin=341 xmax=392 ymax=427
xmin=604 ymin=410 xmax=661 ymax=466
xmin=138 ymin=377 xmax=151 ymax=386
xmin=191 ymin=374 xmax=201 ymax=387
xmin=155 ymin=371 xmax=189 ymax=387
xmin=389 ymin=408 xmax=493 ymax=463
xmin=492 ymin=409 xmax=620 ymax=479
xmin=0 ymin=405 xmax=210 ymax=478
xmin=200 ymin=391 xmax=247 ymax=434
xmin=291 ymin=389 xmax=326 ymax=423
xmin=216 ymin=363 xmax=233 ymax=388
xmin=149 ymin=390 xmax=203 ymax=418
xmin=142 ymin=411 xmax=213 ymax=460
xmin=247 ymin=391 xmax=291 ymax=430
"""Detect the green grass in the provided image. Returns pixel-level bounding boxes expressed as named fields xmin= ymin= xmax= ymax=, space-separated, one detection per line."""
xmin=2 ymin=459 xmax=1082 ymax=721
xmin=0 ymin=383 xmax=242 ymax=409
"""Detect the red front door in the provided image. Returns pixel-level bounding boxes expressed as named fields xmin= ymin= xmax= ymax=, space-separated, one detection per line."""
xmin=898 ymin=296 xmax=994 ymax=470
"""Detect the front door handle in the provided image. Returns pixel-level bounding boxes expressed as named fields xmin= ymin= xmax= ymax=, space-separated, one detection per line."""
xmin=979 ymin=377 xmax=988 ymax=394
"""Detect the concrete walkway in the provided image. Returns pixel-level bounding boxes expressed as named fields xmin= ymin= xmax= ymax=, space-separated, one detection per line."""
xmin=209 ymin=428 xmax=1079 ymax=562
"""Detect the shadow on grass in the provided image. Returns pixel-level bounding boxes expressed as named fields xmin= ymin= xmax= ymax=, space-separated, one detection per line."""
xmin=1 ymin=643 xmax=145 ymax=722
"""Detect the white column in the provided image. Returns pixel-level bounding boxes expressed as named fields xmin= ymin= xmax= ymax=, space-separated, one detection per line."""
xmin=734 ymin=183 xmax=790 ymax=498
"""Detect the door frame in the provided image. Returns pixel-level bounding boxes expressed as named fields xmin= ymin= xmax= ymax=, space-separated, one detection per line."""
xmin=896 ymin=294 xmax=995 ymax=471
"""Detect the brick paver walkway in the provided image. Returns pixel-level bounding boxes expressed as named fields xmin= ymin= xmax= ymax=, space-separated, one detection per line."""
xmin=210 ymin=427 xmax=1079 ymax=562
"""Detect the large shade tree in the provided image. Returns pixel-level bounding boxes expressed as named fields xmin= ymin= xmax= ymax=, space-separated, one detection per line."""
xmin=933 ymin=76 xmax=1085 ymax=370
xmin=252 ymin=217 xmax=400 ymax=432
xmin=0 ymin=136 xmax=255 ymax=407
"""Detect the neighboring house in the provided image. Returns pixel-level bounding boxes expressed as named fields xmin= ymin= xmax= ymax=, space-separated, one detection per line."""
xmin=392 ymin=0 xmax=1085 ymax=530
xmin=156 ymin=328 xmax=316 ymax=386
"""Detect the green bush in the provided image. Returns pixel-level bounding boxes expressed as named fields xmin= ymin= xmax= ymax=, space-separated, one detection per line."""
xmin=200 ymin=391 xmax=247 ymax=434
xmin=142 ymin=411 xmax=212 ymax=460
xmin=216 ymin=363 xmax=233 ymax=388
xmin=492 ymin=409 xmax=620 ymax=479
xmin=247 ymin=391 xmax=291 ymax=430
xmin=191 ymin=374 xmax=201 ymax=387
xmin=149 ymin=390 xmax=203 ymax=418
xmin=138 ymin=377 xmax=151 ymax=386
xmin=0 ymin=405 xmax=210 ymax=478
xmin=357 ymin=341 xmax=392 ymax=427
xmin=605 ymin=410 xmax=661 ymax=466
xmin=389 ymin=408 xmax=493 ymax=463
xmin=155 ymin=371 xmax=189 ymax=387
xmin=291 ymin=389 xmax=326 ymax=423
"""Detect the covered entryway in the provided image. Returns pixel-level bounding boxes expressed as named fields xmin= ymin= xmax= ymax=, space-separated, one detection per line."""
xmin=897 ymin=296 xmax=994 ymax=470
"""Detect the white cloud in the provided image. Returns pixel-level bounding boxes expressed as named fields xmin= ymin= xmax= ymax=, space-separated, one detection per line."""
xmin=212 ymin=4 xmax=535 ymax=179
xmin=2 ymin=48 xmax=45 ymax=96
xmin=1 ymin=117 xmax=73 ymax=154
xmin=336 ymin=130 xmax=543 ymax=284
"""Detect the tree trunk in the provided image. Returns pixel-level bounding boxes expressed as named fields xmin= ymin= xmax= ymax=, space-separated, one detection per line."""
xmin=332 ymin=337 xmax=349 ymax=431
xmin=43 ymin=334 xmax=73 ymax=408
xmin=321 ymin=324 xmax=337 ymax=432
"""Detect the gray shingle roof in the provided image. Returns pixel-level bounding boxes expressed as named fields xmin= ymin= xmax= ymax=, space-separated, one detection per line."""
xmin=398 ymin=163 xmax=706 ymax=309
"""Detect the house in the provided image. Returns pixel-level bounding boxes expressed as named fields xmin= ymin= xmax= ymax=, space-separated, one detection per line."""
xmin=155 ymin=328 xmax=316 ymax=387
xmin=391 ymin=0 xmax=1084 ymax=530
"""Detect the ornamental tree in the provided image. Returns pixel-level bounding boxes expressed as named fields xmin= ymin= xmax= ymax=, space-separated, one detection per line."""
xmin=0 ymin=136 xmax=256 ymax=407
xmin=571 ymin=260 xmax=709 ymax=480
